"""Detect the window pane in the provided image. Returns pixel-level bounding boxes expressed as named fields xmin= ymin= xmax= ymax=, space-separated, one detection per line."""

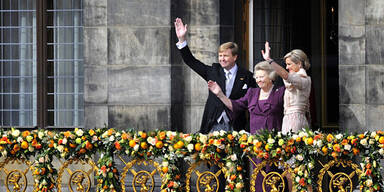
xmin=0 ymin=0 xmax=36 ymax=127
xmin=47 ymin=0 xmax=84 ymax=127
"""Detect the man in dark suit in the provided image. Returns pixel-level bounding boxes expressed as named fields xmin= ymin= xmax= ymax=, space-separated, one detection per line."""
xmin=174 ymin=18 xmax=257 ymax=134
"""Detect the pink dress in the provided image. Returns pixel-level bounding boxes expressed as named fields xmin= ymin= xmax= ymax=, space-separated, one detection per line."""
xmin=282 ymin=68 xmax=311 ymax=133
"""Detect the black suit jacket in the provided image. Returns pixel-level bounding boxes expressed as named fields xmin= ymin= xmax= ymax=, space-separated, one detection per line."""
xmin=179 ymin=45 xmax=257 ymax=134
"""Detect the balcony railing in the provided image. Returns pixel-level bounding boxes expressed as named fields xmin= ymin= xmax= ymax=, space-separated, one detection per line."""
xmin=0 ymin=128 xmax=382 ymax=192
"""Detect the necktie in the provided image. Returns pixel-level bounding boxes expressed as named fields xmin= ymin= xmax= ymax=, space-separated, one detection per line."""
xmin=225 ymin=71 xmax=231 ymax=96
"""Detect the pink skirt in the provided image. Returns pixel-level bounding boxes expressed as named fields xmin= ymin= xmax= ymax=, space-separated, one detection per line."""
xmin=282 ymin=112 xmax=308 ymax=134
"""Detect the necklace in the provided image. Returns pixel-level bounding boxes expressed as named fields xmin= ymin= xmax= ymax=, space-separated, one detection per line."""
xmin=259 ymin=85 xmax=273 ymax=100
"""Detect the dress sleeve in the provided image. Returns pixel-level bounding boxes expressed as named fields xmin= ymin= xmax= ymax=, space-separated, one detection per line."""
xmin=231 ymin=88 xmax=251 ymax=114
xmin=286 ymin=72 xmax=311 ymax=90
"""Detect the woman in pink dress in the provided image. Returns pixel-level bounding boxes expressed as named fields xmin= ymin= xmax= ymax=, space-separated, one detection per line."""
xmin=261 ymin=41 xmax=311 ymax=134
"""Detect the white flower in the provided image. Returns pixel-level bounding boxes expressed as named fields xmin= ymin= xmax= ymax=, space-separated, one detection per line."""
xmin=360 ymin=139 xmax=368 ymax=146
xmin=239 ymin=130 xmax=247 ymax=135
xmin=366 ymin=179 xmax=373 ymax=187
xmin=133 ymin=145 xmax=139 ymax=151
xmin=173 ymin=182 xmax=179 ymax=188
xmin=212 ymin=131 xmax=219 ymax=137
xmin=295 ymin=176 xmax=300 ymax=183
xmin=147 ymin=137 xmax=155 ymax=145
xmin=373 ymin=161 xmax=377 ymax=168
xmin=308 ymin=162 xmax=314 ymax=169
xmin=370 ymin=131 xmax=377 ymax=138
xmin=1 ymin=151 xmax=7 ymax=157
xmin=299 ymin=132 xmax=308 ymax=138
xmin=253 ymin=139 xmax=259 ymax=145
xmin=335 ymin=134 xmax=343 ymax=140
xmin=184 ymin=136 xmax=192 ymax=143
xmin=230 ymin=154 xmax=238 ymax=161
xmin=57 ymin=145 xmax=64 ymax=153
xmin=62 ymin=138 xmax=68 ymax=145
xmin=369 ymin=139 xmax=375 ymax=145
xmin=109 ymin=136 xmax=115 ymax=142
xmin=379 ymin=148 xmax=384 ymax=155
xmin=292 ymin=134 xmax=298 ymax=140
xmin=315 ymin=140 xmax=323 ymax=147
xmin=28 ymin=146 xmax=34 ymax=152
xmin=235 ymin=182 xmax=244 ymax=189
xmin=162 ymin=161 xmax=169 ymax=167
xmin=268 ymin=138 xmax=275 ymax=144
xmin=39 ymin=157 xmax=45 ymax=163
xmin=42 ymin=179 xmax=47 ymax=185
xmin=92 ymin=135 xmax=98 ymax=142
xmin=75 ymin=128 xmax=84 ymax=137
xmin=219 ymin=130 xmax=226 ymax=136
xmin=187 ymin=144 xmax=194 ymax=152
xmin=12 ymin=129 xmax=20 ymax=137
xmin=344 ymin=144 xmax=351 ymax=151
xmin=232 ymin=131 xmax=238 ymax=137
xmin=199 ymin=135 xmax=208 ymax=144
xmin=115 ymin=132 xmax=121 ymax=137
xmin=38 ymin=131 xmax=44 ymax=139
xmin=296 ymin=154 xmax=304 ymax=161
xmin=17 ymin=137 xmax=23 ymax=143
xmin=277 ymin=132 xmax=282 ymax=138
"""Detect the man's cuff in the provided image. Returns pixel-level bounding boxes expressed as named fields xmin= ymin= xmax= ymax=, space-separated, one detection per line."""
xmin=176 ymin=41 xmax=187 ymax=49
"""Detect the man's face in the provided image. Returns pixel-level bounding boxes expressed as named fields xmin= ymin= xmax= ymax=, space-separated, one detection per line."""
xmin=218 ymin=49 xmax=237 ymax=70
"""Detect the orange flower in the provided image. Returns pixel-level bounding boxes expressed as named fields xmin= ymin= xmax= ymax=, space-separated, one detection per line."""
xmin=140 ymin=142 xmax=148 ymax=149
xmin=227 ymin=134 xmax=234 ymax=141
xmin=195 ymin=143 xmax=202 ymax=151
xmin=85 ymin=141 xmax=93 ymax=150
xmin=230 ymin=175 xmax=237 ymax=181
xmin=333 ymin=144 xmax=341 ymax=152
xmin=352 ymin=148 xmax=360 ymax=155
xmin=22 ymin=131 xmax=30 ymax=138
xmin=64 ymin=131 xmax=71 ymax=138
xmin=21 ymin=141 xmax=29 ymax=149
xmin=141 ymin=132 xmax=147 ymax=139
xmin=13 ymin=144 xmax=20 ymax=152
xmin=326 ymin=134 xmax=334 ymax=142
xmin=129 ymin=140 xmax=136 ymax=148
xmin=121 ymin=133 xmax=129 ymax=140
xmin=155 ymin=141 xmax=164 ymax=149
xmin=341 ymin=139 xmax=348 ymax=145
xmin=322 ymin=146 xmax=328 ymax=154
xmin=158 ymin=131 xmax=166 ymax=140
xmin=162 ymin=166 xmax=168 ymax=174
xmin=89 ymin=129 xmax=95 ymax=136
xmin=379 ymin=136 xmax=384 ymax=144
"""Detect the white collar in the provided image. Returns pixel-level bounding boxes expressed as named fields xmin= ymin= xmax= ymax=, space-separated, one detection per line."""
xmin=224 ymin=64 xmax=238 ymax=75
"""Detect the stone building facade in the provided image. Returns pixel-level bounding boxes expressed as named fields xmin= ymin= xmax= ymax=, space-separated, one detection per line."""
xmin=84 ymin=0 xmax=384 ymax=134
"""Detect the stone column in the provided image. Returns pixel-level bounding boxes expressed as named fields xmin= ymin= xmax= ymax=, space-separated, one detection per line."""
xmin=339 ymin=0 xmax=384 ymax=132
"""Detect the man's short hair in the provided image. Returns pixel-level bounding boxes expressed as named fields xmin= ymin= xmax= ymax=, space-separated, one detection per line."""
xmin=218 ymin=42 xmax=239 ymax=56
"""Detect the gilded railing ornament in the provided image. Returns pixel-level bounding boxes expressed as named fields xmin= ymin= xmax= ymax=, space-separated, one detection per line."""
xmin=185 ymin=160 xmax=222 ymax=192
xmin=56 ymin=158 xmax=97 ymax=192
xmin=6 ymin=170 xmax=27 ymax=192
xmin=118 ymin=156 xmax=161 ymax=192
xmin=0 ymin=158 xmax=32 ymax=192
xmin=317 ymin=159 xmax=362 ymax=192
xmin=249 ymin=157 xmax=291 ymax=192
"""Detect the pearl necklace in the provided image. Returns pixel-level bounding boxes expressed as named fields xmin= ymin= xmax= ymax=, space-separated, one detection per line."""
xmin=259 ymin=85 xmax=273 ymax=100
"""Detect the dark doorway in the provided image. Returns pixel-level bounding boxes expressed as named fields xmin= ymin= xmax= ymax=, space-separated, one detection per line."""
xmin=237 ymin=0 xmax=339 ymax=130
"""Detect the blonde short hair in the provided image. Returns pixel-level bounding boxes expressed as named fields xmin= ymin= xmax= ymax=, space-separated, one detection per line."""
xmin=253 ymin=61 xmax=277 ymax=81
xmin=218 ymin=42 xmax=238 ymax=56
xmin=283 ymin=49 xmax=310 ymax=70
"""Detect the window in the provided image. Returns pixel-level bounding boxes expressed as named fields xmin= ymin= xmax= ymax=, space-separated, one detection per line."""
xmin=0 ymin=0 xmax=84 ymax=128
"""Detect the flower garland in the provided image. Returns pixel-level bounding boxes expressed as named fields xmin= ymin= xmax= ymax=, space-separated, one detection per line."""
xmin=1 ymin=128 xmax=384 ymax=192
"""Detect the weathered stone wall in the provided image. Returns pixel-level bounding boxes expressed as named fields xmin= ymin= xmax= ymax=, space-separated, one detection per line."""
xmin=83 ymin=0 xmax=236 ymax=134
xmin=84 ymin=0 xmax=173 ymax=131
xmin=339 ymin=0 xmax=384 ymax=132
